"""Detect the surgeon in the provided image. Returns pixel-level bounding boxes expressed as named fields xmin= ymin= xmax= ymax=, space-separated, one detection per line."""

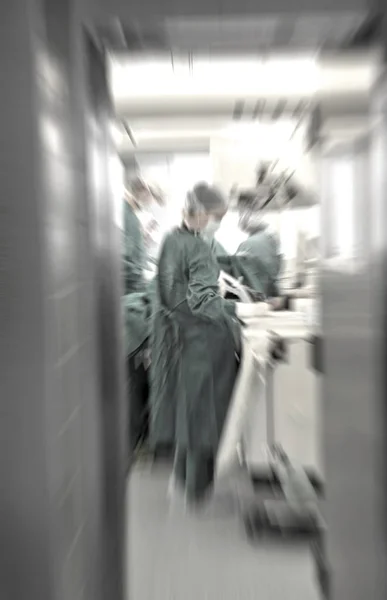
xmin=235 ymin=184 xmax=283 ymax=299
xmin=149 ymin=184 xmax=241 ymax=508
xmin=122 ymin=177 xmax=153 ymax=295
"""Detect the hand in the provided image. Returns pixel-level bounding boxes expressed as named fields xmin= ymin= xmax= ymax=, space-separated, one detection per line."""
xmin=269 ymin=297 xmax=283 ymax=311
xmin=218 ymin=276 xmax=227 ymax=297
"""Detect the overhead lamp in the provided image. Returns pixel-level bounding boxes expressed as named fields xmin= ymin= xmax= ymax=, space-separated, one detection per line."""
xmin=110 ymin=55 xmax=319 ymax=98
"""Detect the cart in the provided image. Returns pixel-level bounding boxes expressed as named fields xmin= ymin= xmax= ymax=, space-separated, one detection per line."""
xmin=241 ymin=335 xmax=330 ymax=599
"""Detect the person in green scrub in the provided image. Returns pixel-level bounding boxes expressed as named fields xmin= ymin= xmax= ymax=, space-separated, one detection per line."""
xmin=149 ymin=184 xmax=241 ymax=507
xmin=122 ymin=177 xmax=153 ymax=295
xmin=235 ymin=184 xmax=282 ymax=298
xmin=122 ymin=177 xmax=156 ymax=459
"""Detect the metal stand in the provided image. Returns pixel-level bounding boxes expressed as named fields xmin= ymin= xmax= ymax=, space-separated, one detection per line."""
xmin=242 ymin=342 xmax=330 ymax=599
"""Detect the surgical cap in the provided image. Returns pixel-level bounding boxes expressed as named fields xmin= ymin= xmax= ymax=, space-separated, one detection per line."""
xmin=193 ymin=183 xmax=228 ymax=214
xmin=184 ymin=190 xmax=206 ymax=217
xmin=185 ymin=183 xmax=227 ymax=217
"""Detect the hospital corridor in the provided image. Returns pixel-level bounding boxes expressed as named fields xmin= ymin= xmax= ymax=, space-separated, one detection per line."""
xmin=3 ymin=3 xmax=387 ymax=600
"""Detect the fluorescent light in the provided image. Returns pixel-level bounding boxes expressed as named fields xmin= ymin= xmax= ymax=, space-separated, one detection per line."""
xmin=320 ymin=63 xmax=378 ymax=94
xmin=110 ymin=56 xmax=318 ymax=99
xmin=135 ymin=129 xmax=215 ymax=141
xmin=110 ymin=53 xmax=379 ymax=104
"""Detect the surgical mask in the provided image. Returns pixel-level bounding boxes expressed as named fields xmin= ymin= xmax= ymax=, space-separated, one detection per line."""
xmin=204 ymin=219 xmax=221 ymax=238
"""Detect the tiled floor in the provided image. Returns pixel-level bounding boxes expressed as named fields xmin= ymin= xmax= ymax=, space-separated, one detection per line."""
xmin=127 ymin=463 xmax=319 ymax=599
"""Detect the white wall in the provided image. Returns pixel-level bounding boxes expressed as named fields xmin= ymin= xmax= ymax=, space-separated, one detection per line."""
xmin=210 ymin=122 xmax=307 ymax=192
xmin=109 ymin=154 xmax=125 ymax=230
xmin=135 ymin=152 xmax=213 ymax=229
xmin=210 ymin=121 xmax=320 ymax=263
xmin=210 ymin=121 xmax=317 ymax=201
xmin=216 ymin=205 xmax=320 ymax=259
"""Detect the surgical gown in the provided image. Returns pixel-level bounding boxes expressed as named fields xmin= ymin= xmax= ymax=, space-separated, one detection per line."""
xmin=202 ymin=233 xmax=228 ymax=258
xmin=237 ymin=226 xmax=282 ymax=297
xmin=213 ymin=226 xmax=282 ymax=298
xmin=122 ymin=291 xmax=149 ymax=454
xmin=122 ymin=282 xmax=157 ymax=455
xmin=122 ymin=202 xmax=146 ymax=295
xmin=149 ymin=226 xmax=240 ymax=456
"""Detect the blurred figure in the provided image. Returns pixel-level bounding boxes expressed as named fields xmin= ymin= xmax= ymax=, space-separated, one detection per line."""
xmin=256 ymin=161 xmax=271 ymax=185
xmin=143 ymin=216 xmax=159 ymax=252
xmin=137 ymin=183 xmax=166 ymax=274
xmin=149 ymin=184 xmax=241 ymax=508
xmin=229 ymin=183 xmax=239 ymax=200
xmin=236 ymin=184 xmax=282 ymax=299
xmin=122 ymin=177 xmax=153 ymax=295
xmin=195 ymin=182 xmax=229 ymax=257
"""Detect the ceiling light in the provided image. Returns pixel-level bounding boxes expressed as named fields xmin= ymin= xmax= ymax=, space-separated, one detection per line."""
xmin=135 ymin=129 xmax=214 ymax=140
xmin=110 ymin=55 xmax=319 ymax=99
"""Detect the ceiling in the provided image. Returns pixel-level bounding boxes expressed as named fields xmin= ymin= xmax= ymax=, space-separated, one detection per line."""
xmin=99 ymin=12 xmax=371 ymax=54
xmin=104 ymin=14 xmax=381 ymax=161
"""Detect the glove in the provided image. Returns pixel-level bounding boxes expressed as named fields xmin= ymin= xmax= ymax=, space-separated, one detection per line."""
xmin=218 ymin=276 xmax=227 ymax=298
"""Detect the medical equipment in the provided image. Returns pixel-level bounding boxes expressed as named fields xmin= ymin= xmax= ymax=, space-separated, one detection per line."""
xmin=241 ymin=334 xmax=329 ymax=599
xmin=217 ymin=308 xmax=313 ymax=475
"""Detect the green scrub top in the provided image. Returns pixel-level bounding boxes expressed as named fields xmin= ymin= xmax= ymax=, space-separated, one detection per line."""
xmin=122 ymin=202 xmax=146 ymax=295
xmin=148 ymin=226 xmax=240 ymax=453
xmin=236 ymin=226 xmax=282 ymax=297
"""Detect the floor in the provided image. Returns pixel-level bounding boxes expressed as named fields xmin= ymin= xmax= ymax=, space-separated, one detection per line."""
xmin=127 ymin=462 xmax=320 ymax=599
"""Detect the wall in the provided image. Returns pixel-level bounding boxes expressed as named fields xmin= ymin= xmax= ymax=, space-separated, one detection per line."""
xmin=1 ymin=3 xmax=53 ymax=598
xmin=319 ymin=141 xmax=370 ymax=265
xmin=1 ymin=2 xmax=126 ymax=600
xmin=85 ymin=35 xmax=127 ymax=600
xmin=133 ymin=152 xmax=213 ymax=228
xmin=109 ymin=154 xmax=125 ymax=230
xmin=210 ymin=123 xmax=314 ymax=197
xmin=216 ymin=205 xmax=320 ymax=261
xmin=317 ymin=55 xmax=387 ymax=594
xmin=210 ymin=123 xmax=320 ymax=262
